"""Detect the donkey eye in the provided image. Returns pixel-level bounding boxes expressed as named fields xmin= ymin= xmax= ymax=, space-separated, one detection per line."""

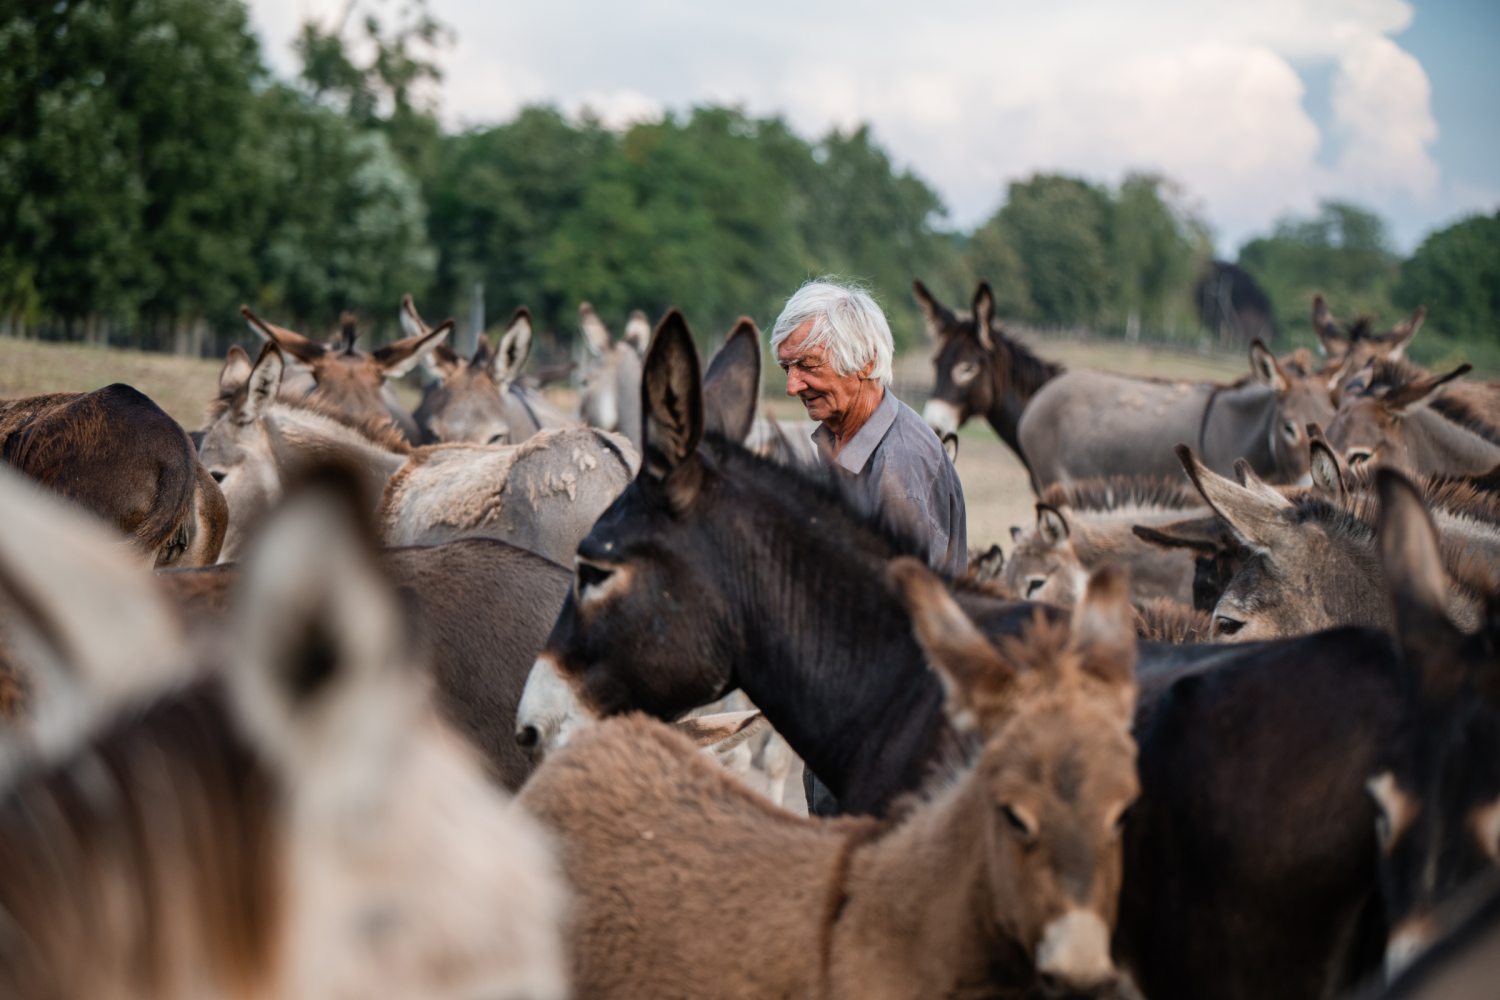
xmin=1282 ymin=420 xmax=1300 ymax=442
xmin=1001 ymin=804 xmax=1037 ymax=841
xmin=1025 ymin=577 xmax=1046 ymax=599
xmin=1347 ymin=449 xmax=1373 ymax=467
xmin=1111 ymin=802 xmax=1137 ymax=838
xmin=487 ymin=433 xmax=507 ymax=445
xmin=1213 ymin=614 xmax=1245 ymax=637
xmin=952 ymin=362 xmax=979 ymax=386
xmin=576 ymin=561 xmax=616 ymax=598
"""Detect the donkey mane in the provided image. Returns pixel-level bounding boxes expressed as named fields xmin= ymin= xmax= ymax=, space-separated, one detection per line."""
xmin=1431 ymin=393 xmax=1500 ymax=446
xmin=1039 ymin=475 xmax=1202 ymax=514
xmin=1289 ymin=494 xmax=1378 ymax=546
xmin=1424 ymin=476 xmax=1500 ymax=526
xmin=702 ymin=432 xmax=929 ymax=565
xmin=211 ymin=378 xmax=412 ymax=454
xmin=0 ymin=677 xmax=282 ymax=997
xmin=994 ymin=331 xmax=1063 ymax=397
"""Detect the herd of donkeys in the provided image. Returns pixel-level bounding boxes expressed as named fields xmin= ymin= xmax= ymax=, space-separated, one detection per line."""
xmin=0 ymin=283 xmax=1495 ymax=998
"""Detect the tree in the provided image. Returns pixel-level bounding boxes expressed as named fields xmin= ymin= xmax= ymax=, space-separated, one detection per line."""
xmin=1108 ymin=173 xmax=1210 ymax=335
xmin=986 ymin=174 xmax=1114 ymax=326
xmin=1237 ymin=201 xmax=1400 ymax=343
xmin=1396 ymin=212 xmax=1500 ymax=350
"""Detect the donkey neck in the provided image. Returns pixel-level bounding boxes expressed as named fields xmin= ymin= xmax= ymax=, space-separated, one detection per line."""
xmin=1408 ymin=409 xmax=1500 ymax=477
xmin=712 ymin=467 xmax=953 ymax=816
xmin=1199 ymin=381 xmax=1277 ymax=477
xmin=833 ymin=773 xmax=1030 ymax=996
xmin=985 ymin=343 xmax=1061 ymax=458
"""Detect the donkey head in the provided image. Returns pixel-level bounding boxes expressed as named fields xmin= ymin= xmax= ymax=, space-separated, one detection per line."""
xmin=517 ymin=312 xmax=763 ymax=756
xmin=1314 ymin=294 xmax=1427 ymax=396
xmin=241 ymin=305 xmax=449 ymax=440
xmin=578 ymin=302 xmax=648 ymax=441
xmin=1177 ymin=446 xmax=1389 ymax=640
xmin=893 ymin=558 xmax=1139 ymax=993
xmin=1326 ymin=360 xmax=1472 ymax=474
xmin=407 ymin=294 xmax=526 ymax=444
xmin=1249 ymin=339 xmax=1335 ymax=483
xmin=200 ymin=343 xmax=288 ymax=561
xmin=916 ymin=279 xmax=998 ymax=438
xmin=1366 ymin=468 xmax=1500 ymax=980
xmin=1003 ymin=504 xmax=1088 ymax=607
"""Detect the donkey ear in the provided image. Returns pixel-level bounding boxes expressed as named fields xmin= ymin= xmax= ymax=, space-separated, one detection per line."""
xmin=399 ymin=293 xmax=429 ymax=339
xmin=579 ymin=302 xmax=611 ymax=358
xmin=1375 ymin=468 xmax=1459 ymax=691
xmin=1176 ymin=445 xmax=1290 ymax=553
xmin=1386 ymin=363 xmax=1470 ymax=415
xmin=641 ymin=310 xmax=704 ymax=489
xmin=971 ymin=282 xmax=996 ymax=352
xmin=703 ymin=317 xmax=761 ymax=444
xmin=242 ymin=305 xmax=327 ymax=364
xmin=912 ymin=279 xmax=958 ymax=342
xmin=1071 ymin=565 xmax=1138 ymax=715
xmin=971 ymin=543 xmax=1005 ymax=581
xmin=1313 ymin=294 xmax=1345 ymax=357
xmin=1385 ymin=305 xmax=1425 ymax=358
xmin=0 ymin=466 xmax=187 ymax=753
xmin=493 ymin=308 xmax=533 ymax=385
xmin=1132 ymin=514 xmax=1232 ymax=554
xmin=1232 ymin=458 xmax=1288 ymax=507
xmin=227 ymin=465 xmax=418 ymax=803
xmin=1307 ymin=426 xmax=1348 ymax=503
xmin=623 ymin=309 xmax=652 ymax=357
xmin=373 ymin=319 xmax=454 ymax=378
xmin=423 ymin=342 xmax=462 ymax=382
xmin=1037 ymin=503 xmax=1070 ymax=547
xmin=219 ymin=344 xmax=253 ymax=395
xmin=1248 ymin=339 xmax=1288 ymax=394
xmin=677 ymin=710 xmax=769 ymax=758
xmin=239 ymin=343 xmax=285 ymax=423
xmin=889 ymin=556 xmax=1014 ymax=734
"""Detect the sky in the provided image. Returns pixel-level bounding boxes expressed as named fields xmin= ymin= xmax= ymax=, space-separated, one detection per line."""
xmin=248 ymin=0 xmax=1499 ymax=256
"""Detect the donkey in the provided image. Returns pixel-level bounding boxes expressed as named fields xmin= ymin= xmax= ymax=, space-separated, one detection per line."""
xmin=404 ymin=294 xmax=574 ymax=444
xmin=577 ymin=301 xmax=649 ymax=454
xmin=522 ymin=560 xmax=1141 ymax=999
xmin=1175 ymin=446 xmax=1492 ymax=641
xmin=1018 ymin=339 xmax=1334 ymax=487
xmin=0 ymin=466 xmax=569 ymax=1000
xmin=1 ymin=384 xmax=226 ymax=567
xmin=155 ymin=535 xmax=569 ymax=791
xmin=915 ymin=279 xmax=1062 ymax=478
xmin=515 ymin=313 xmax=1412 ymax=999
xmin=1327 ymin=358 xmax=1500 ymax=479
xmin=1364 ymin=468 xmax=1500 ymax=980
xmin=1003 ymin=477 xmax=1204 ymax=607
xmin=241 ymin=305 xmax=451 ymax=442
xmin=200 ymin=343 xmax=637 ymax=564
xmin=1313 ymin=293 xmax=1427 ymax=398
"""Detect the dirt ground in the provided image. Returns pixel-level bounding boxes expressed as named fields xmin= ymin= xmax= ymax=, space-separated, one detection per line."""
xmin=1 ymin=333 xmax=1248 ymax=558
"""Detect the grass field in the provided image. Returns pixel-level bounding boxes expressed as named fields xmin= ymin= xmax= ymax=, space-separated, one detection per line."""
xmin=1 ymin=333 xmax=1249 ymax=559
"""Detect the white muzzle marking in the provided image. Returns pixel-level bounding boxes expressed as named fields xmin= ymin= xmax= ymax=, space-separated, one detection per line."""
xmin=1385 ymin=920 xmax=1432 ymax=981
xmin=1036 ymin=909 xmax=1115 ymax=989
xmin=516 ymin=654 xmax=593 ymax=759
xmin=923 ymin=399 xmax=961 ymax=438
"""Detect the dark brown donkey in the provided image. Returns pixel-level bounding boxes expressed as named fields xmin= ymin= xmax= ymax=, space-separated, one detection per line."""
xmin=915 ymin=279 xmax=1062 ymax=479
xmin=1365 ymin=468 xmax=1500 ymax=981
xmin=521 ymin=561 xmax=1141 ymax=999
xmin=0 ymin=384 xmax=226 ymax=567
xmin=241 ymin=305 xmax=452 ymax=442
xmin=516 ymin=311 xmax=1412 ymax=999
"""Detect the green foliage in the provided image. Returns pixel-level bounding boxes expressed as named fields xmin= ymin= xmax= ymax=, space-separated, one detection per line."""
xmin=1237 ymin=201 xmax=1400 ymax=345
xmin=1396 ymin=212 xmax=1500 ymax=352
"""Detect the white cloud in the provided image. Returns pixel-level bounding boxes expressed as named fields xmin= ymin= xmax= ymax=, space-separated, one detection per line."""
xmin=246 ymin=0 xmax=1461 ymax=250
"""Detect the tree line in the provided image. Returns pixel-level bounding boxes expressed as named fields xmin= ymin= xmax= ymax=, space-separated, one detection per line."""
xmin=2 ymin=0 xmax=1494 ymax=368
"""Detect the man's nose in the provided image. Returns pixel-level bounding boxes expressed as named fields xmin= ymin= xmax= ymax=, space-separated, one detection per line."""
xmin=785 ymin=367 xmax=804 ymax=395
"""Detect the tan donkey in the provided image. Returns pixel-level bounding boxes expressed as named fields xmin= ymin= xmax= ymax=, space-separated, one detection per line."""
xmin=521 ymin=559 xmax=1142 ymax=999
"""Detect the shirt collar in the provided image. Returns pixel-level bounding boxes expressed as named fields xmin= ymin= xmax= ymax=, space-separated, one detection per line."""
xmin=813 ymin=388 xmax=897 ymax=475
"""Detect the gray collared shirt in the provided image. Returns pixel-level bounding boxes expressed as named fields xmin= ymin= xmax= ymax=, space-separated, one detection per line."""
xmin=813 ymin=389 xmax=968 ymax=577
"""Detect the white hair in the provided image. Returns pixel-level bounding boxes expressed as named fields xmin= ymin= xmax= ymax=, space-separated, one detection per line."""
xmin=770 ymin=278 xmax=893 ymax=387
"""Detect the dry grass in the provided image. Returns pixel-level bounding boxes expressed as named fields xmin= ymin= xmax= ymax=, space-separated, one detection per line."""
xmin=3 ymin=333 xmax=1250 ymax=560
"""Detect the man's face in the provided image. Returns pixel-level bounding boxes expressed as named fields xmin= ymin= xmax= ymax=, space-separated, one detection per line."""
xmin=777 ymin=321 xmax=865 ymax=425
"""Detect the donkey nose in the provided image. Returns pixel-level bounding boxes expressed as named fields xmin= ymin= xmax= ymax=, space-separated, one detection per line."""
xmin=515 ymin=724 xmax=540 ymax=750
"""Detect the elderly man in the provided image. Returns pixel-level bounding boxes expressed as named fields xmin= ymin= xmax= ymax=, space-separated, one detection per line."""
xmin=771 ymin=279 xmax=967 ymax=577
